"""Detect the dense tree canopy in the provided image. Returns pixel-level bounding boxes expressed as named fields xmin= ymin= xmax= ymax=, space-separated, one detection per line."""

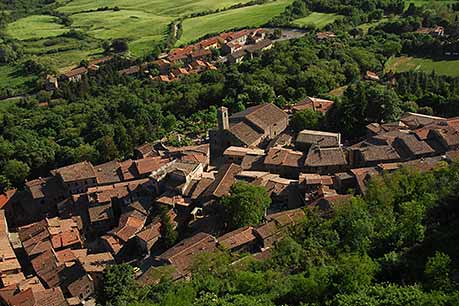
xmin=221 ymin=182 xmax=272 ymax=229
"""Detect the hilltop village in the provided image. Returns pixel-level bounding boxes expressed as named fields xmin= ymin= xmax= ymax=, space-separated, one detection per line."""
xmin=45 ymin=27 xmax=306 ymax=90
xmin=0 ymin=86 xmax=459 ymax=304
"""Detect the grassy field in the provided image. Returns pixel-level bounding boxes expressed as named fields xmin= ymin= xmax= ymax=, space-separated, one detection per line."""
xmin=292 ymin=12 xmax=340 ymax=29
xmin=6 ymin=15 xmax=68 ymax=40
xmin=57 ymin=0 xmax=253 ymax=16
xmin=7 ymin=0 xmax=293 ymax=62
xmin=405 ymin=0 xmax=458 ymax=7
xmin=0 ymin=65 xmax=37 ymax=91
xmin=385 ymin=56 xmax=459 ymax=77
xmin=177 ymin=0 xmax=294 ymax=45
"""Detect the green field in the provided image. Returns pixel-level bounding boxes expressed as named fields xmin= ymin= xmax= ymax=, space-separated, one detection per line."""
xmin=405 ymin=0 xmax=459 ymax=7
xmin=57 ymin=0 xmax=253 ymax=16
xmin=385 ymin=56 xmax=459 ymax=77
xmin=6 ymin=0 xmax=292 ymax=63
xmin=6 ymin=15 xmax=68 ymax=40
xmin=292 ymin=12 xmax=340 ymax=29
xmin=177 ymin=0 xmax=294 ymax=45
xmin=0 ymin=65 xmax=37 ymax=92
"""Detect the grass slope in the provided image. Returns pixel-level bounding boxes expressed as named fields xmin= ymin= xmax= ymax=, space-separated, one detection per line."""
xmin=292 ymin=12 xmax=339 ymax=28
xmin=57 ymin=0 xmax=253 ymax=16
xmin=6 ymin=15 xmax=68 ymax=40
xmin=385 ymin=56 xmax=459 ymax=77
xmin=177 ymin=0 xmax=294 ymax=45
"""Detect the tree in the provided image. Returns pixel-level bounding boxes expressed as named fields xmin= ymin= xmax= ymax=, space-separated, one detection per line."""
xmin=111 ymin=39 xmax=129 ymax=53
xmin=221 ymin=182 xmax=271 ymax=229
xmin=424 ymin=252 xmax=452 ymax=291
xmin=101 ymin=264 xmax=138 ymax=305
xmin=160 ymin=208 xmax=178 ymax=248
xmin=2 ymin=160 xmax=30 ymax=187
xmin=290 ymin=108 xmax=323 ymax=132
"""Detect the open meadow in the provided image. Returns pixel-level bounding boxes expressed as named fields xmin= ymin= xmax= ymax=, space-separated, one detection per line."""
xmin=292 ymin=12 xmax=340 ymax=29
xmin=177 ymin=0 xmax=294 ymax=45
xmin=5 ymin=0 xmax=292 ymax=68
xmin=385 ymin=56 xmax=459 ymax=77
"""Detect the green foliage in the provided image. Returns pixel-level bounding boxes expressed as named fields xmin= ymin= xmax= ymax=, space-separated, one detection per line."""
xmin=221 ymin=182 xmax=271 ymax=229
xmin=160 ymin=209 xmax=178 ymax=248
xmin=2 ymin=159 xmax=30 ymax=187
xmin=101 ymin=263 xmax=138 ymax=305
xmin=290 ymin=108 xmax=323 ymax=132
xmin=424 ymin=252 xmax=452 ymax=291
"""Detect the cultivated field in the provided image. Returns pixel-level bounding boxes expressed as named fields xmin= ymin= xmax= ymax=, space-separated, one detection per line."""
xmin=5 ymin=0 xmax=293 ymax=68
xmin=6 ymin=15 xmax=68 ymax=40
xmin=292 ymin=12 xmax=340 ymax=29
xmin=177 ymin=0 xmax=294 ymax=45
xmin=385 ymin=56 xmax=459 ymax=77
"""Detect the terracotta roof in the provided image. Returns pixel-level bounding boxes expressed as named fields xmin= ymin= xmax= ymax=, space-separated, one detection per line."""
xmin=304 ymin=147 xmax=347 ymax=167
xmin=52 ymin=161 xmax=96 ymax=182
xmin=34 ymin=288 xmax=68 ymax=306
xmin=400 ymin=112 xmax=445 ymax=129
xmin=230 ymin=121 xmax=263 ymax=146
xmin=356 ymin=145 xmax=400 ymax=163
xmin=101 ymin=235 xmax=122 ymax=255
xmin=205 ymin=164 xmax=242 ymax=198
xmin=88 ymin=204 xmax=112 ymax=223
xmin=365 ymin=71 xmax=380 ymax=81
xmin=157 ymin=232 xmax=217 ymax=279
xmin=80 ymin=252 xmax=115 ymax=273
xmin=94 ymin=160 xmax=121 ymax=185
xmin=231 ymin=103 xmax=288 ymax=132
xmin=224 ymin=146 xmax=265 ymax=158
xmin=134 ymin=157 xmax=171 ymax=176
xmin=394 ymin=134 xmax=435 ymax=158
xmin=190 ymin=176 xmax=215 ymax=200
xmin=25 ymin=176 xmax=66 ymax=200
xmin=190 ymin=49 xmax=211 ymax=59
xmin=266 ymin=208 xmax=305 ymax=226
xmin=109 ymin=210 xmax=146 ymax=243
xmin=136 ymin=221 xmax=161 ymax=243
xmin=264 ymin=148 xmax=304 ymax=168
xmin=218 ymin=226 xmax=256 ymax=250
xmin=245 ymin=39 xmax=272 ymax=53
xmin=350 ymin=167 xmax=379 ymax=194
xmin=296 ymin=130 xmax=340 ymax=148
xmin=254 ymin=221 xmax=278 ymax=240
xmin=50 ymin=230 xmax=81 ymax=250
xmin=429 ymin=127 xmax=459 ymax=148
xmin=135 ymin=143 xmax=155 ymax=156
xmin=291 ymin=96 xmax=334 ymax=113
xmin=63 ymin=67 xmax=87 ymax=78
xmin=316 ymin=32 xmax=336 ymax=40
xmin=0 ymin=189 xmax=16 ymax=209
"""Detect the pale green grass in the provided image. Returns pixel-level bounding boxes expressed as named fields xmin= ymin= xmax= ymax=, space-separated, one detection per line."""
xmin=58 ymin=0 xmax=253 ymax=16
xmin=70 ymin=10 xmax=172 ymax=41
xmin=177 ymin=0 xmax=294 ymax=45
xmin=358 ymin=18 xmax=390 ymax=33
xmin=292 ymin=12 xmax=340 ymax=28
xmin=385 ymin=56 xmax=459 ymax=77
xmin=129 ymin=35 xmax=165 ymax=57
xmin=6 ymin=15 xmax=68 ymax=40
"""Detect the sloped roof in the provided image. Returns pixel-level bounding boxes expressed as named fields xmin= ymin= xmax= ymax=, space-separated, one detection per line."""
xmin=218 ymin=226 xmax=255 ymax=250
xmin=230 ymin=121 xmax=263 ymax=146
xmin=231 ymin=103 xmax=288 ymax=132
xmin=52 ymin=161 xmax=96 ymax=182
xmin=304 ymin=147 xmax=347 ymax=167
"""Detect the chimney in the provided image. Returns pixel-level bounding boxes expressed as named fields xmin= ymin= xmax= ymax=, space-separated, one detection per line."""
xmin=217 ymin=106 xmax=229 ymax=131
